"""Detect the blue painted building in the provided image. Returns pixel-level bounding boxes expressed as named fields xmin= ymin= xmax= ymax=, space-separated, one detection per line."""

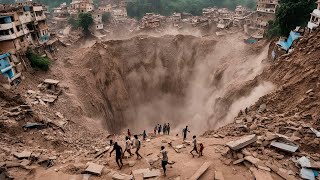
xmin=0 ymin=53 xmax=15 ymax=81
xmin=277 ymin=31 xmax=301 ymax=51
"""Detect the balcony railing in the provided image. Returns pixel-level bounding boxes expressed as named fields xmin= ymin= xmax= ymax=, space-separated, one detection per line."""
xmin=0 ymin=34 xmax=17 ymax=41
xmin=0 ymin=23 xmax=13 ymax=30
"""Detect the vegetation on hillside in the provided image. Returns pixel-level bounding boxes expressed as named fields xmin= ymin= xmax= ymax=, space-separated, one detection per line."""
xmin=78 ymin=13 xmax=94 ymax=35
xmin=267 ymin=0 xmax=316 ymax=38
xmin=26 ymin=50 xmax=51 ymax=71
xmin=127 ymin=0 xmax=256 ymax=19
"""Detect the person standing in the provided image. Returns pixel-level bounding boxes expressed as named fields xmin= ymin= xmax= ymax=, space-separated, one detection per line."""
xmin=154 ymin=125 xmax=157 ymax=135
xmin=134 ymin=135 xmax=143 ymax=160
xmin=158 ymin=124 xmax=162 ymax=134
xmin=199 ymin=143 xmax=204 ymax=157
xmin=110 ymin=142 xmax=123 ymax=169
xmin=163 ymin=123 xmax=167 ymax=135
xmin=160 ymin=146 xmax=168 ymax=176
xmin=124 ymin=136 xmax=133 ymax=157
xmin=167 ymin=123 xmax=170 ymax=135
xmin=183 ymin=126 xmax=190 ymax=141
xmin=190 ymin=135 xmax=198 ymax=158
xmin=143 ymin=130 xmax=147 ymax=140
xmin=128 ymin=129 xmax=131 ymax=137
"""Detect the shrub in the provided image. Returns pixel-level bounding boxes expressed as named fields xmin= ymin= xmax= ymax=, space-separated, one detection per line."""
xmin=26 ymin=51 xmax=51 ymax=71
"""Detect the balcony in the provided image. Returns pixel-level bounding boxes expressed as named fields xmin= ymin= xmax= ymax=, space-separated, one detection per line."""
xmin=33 ymin=6 xmax=43 ymax=12
xmin=257 ymin=8 xmax=276 ymax=13
xmin=16 ymin=30 xmax=24 ymax=37
xmin=19 ymin=15 xmax=33 ymax=24
xmin=0 ymin=34 xmax=17 ymax=41
xmin=308 ymin=21 xmax=319 ymax=30
xmin=0 ymin=23 xmax=13 ymax=30
xmin=35 ymin=14 xmax=46 ymax=21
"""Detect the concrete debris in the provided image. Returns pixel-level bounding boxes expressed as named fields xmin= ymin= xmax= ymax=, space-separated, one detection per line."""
xmin=23 ymin=122 xmax=46 ymax=129
xmin=13 ymin=150 xmax=32 ymax=159
xmin=190 ymin=162 xmax=212 ymax=180
xmin=95 ymin=146 xmax=111 ymax=158
xmin=265 ymin=162 xmax=296 ymax=180
xmin=214 ymin=171 xmax=225 ymax=180
xmin=132 ymin=169 xmax=149 ymax=180
xmin=112 ymin=172 xmax=133 ymax=180
xmin=143 ymin=169 xmax=161 ymax=179
xmin=310 ymin=128 xmax=320 ymax=137
xmin=226 ymin=134 xmax=257 ymax=150
xmin=85 ymin=163 xmax=104 ymax=175
xmin=128 ymin=161 xmax=135 ymax=167
xmin=270 ymin=141 xmax=299 ymax=153
xmin=233 ymin=158 xmax=244 ymax=165
xmin=82 ymin=174 xmax=92 ymax=180
xmin=250 ymin=167 xmax=274 ymax=180
xmin=300 ymin=168 xmax=315 ymax=180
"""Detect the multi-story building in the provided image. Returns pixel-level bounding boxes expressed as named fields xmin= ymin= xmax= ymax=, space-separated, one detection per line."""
xmin=69 ymin=0 xmax=94 ymax=15
xmin=307 ymin=0 xmax=320 ymax=30
xmin=92 ymin=11 xmax=104 ymax=30
xmin=0 ymin=1 xmax=50 ymax=84
xmin=53 ymin=3 xmax=69 ymax=21
xmin=255 ymin=0 xmax=279 ymax=28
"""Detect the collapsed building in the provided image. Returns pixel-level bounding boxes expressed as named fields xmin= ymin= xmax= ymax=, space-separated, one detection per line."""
xmin=140 ymin=13 xmax=166 ymax=30
xmin=0 ymin=1 xmax=50 ymax=84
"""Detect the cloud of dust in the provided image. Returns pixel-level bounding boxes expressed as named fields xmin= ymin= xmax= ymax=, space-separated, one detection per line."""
xmin=121 ymin=33 xmax=275 ymax=135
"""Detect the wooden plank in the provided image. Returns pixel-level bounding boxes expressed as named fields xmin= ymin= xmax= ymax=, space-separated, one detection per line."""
xmin=190 ymin=162 xmax=212 ymax=180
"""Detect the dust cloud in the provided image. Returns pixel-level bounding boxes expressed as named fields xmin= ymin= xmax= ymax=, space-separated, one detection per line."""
xmin=124 ymin=33 xmax=275 ymax=134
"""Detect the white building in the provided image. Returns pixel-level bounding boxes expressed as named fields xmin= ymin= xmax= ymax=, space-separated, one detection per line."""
xmin=308 ymin=0 xmax=320 ymax=30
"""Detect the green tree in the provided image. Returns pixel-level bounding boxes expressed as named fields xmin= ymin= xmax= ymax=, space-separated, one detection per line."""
xmin=102 ymin=12 xmax=111 ymax=24
xmin=268 ymin=0 xmax=316 ymax=38
xmin=68 ymin=16 xmax=79 ymax=28
xmin=78 ymin=13 xmax=93 ymax=35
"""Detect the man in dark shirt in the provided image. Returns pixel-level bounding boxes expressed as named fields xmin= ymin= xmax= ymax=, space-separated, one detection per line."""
xmin=110 ymin=142 xmax=123 ymax=169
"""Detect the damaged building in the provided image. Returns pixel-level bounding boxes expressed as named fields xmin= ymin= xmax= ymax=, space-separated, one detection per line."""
xmin=0 ymin=1 xmax=50 ymax=84
xmin=140 ymin=13 xmax=166 ymax=29
xmin=307 ymin=0 xmax=320 ymax=31
xmin=255 ymin=0 xmax=279 ymax=28
xmin=69 ymin=0 xmax=94 ymax=16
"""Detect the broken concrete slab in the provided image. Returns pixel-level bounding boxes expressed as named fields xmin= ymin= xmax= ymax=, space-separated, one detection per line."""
xmin=128 ymin=161 xmax=135 ymax=167
xmin=233 ymin=158 xmax=244 ymax=165
xmin=250 ymin=167 xmax=273 ymax=180
xmin=265 ymin=162 xmax=296 ymax=180
xmin=112 ymin=172 xmax=133 ymax=180
xmin=44 ymin=79 xmax=60 ymax=85
xmin=226 ymin=134 xmax=257 ymax=150
xmin=143 ymin=169 xmax=161 ymax=179
xmin=132 ymin=169 xmax=149 ymax=180
xmin=244 ymin=156 xmax=260 ymax=164
xmin=310 ymin=128 xmax=320 ymax=138
xmin=300 ymin=168 xmax=315 ymax=180
xmin=270 ymin=141 xmax=299 ymax=153
xmin=13 ymin=150 xmax=32 ymax=159
xmin=190 ymin=162 xmax=211 ymax=180
xmin=85 ymin=163 xmax=104 ymax=175
xmin=214 ymin=171 xmax=224 ymax=180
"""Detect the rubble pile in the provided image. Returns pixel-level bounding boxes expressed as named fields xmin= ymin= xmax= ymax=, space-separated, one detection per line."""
xmin=205 ymin=28 xmax=320 ymax=179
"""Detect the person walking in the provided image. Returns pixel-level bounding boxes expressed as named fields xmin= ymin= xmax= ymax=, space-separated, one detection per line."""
xmin=143 ymin=130 xmax=147 ymax=140
xmin=160 ymin=146 xmax=168 ymax=176
xmin=158 ymin=124 xmax=162 ymax=134
xmin=134 ymin=135 xmax=143 ymax=160
xmin=124 ymin=136 xmax=133 ymax=157
xmin=110 ymin=142 xmax=123 ymax=169
xmin=190 ymin=135 xmax=198 ymax=158
xmin=199 ymin=143 xmax=204 ymax=157
xmin=167 ymin=123 xmax=170 ymax=135
xmin=183 ymin=126 xmax=190 ymax=141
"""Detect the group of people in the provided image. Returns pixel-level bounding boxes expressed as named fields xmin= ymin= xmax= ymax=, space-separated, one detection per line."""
xmin=109 ymin=125 xmax=204 ymax=177
xmin=154 ymin=123 xmax=171 ymax=135
xmin=109 ymin=134 xmax=142 ymax=170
